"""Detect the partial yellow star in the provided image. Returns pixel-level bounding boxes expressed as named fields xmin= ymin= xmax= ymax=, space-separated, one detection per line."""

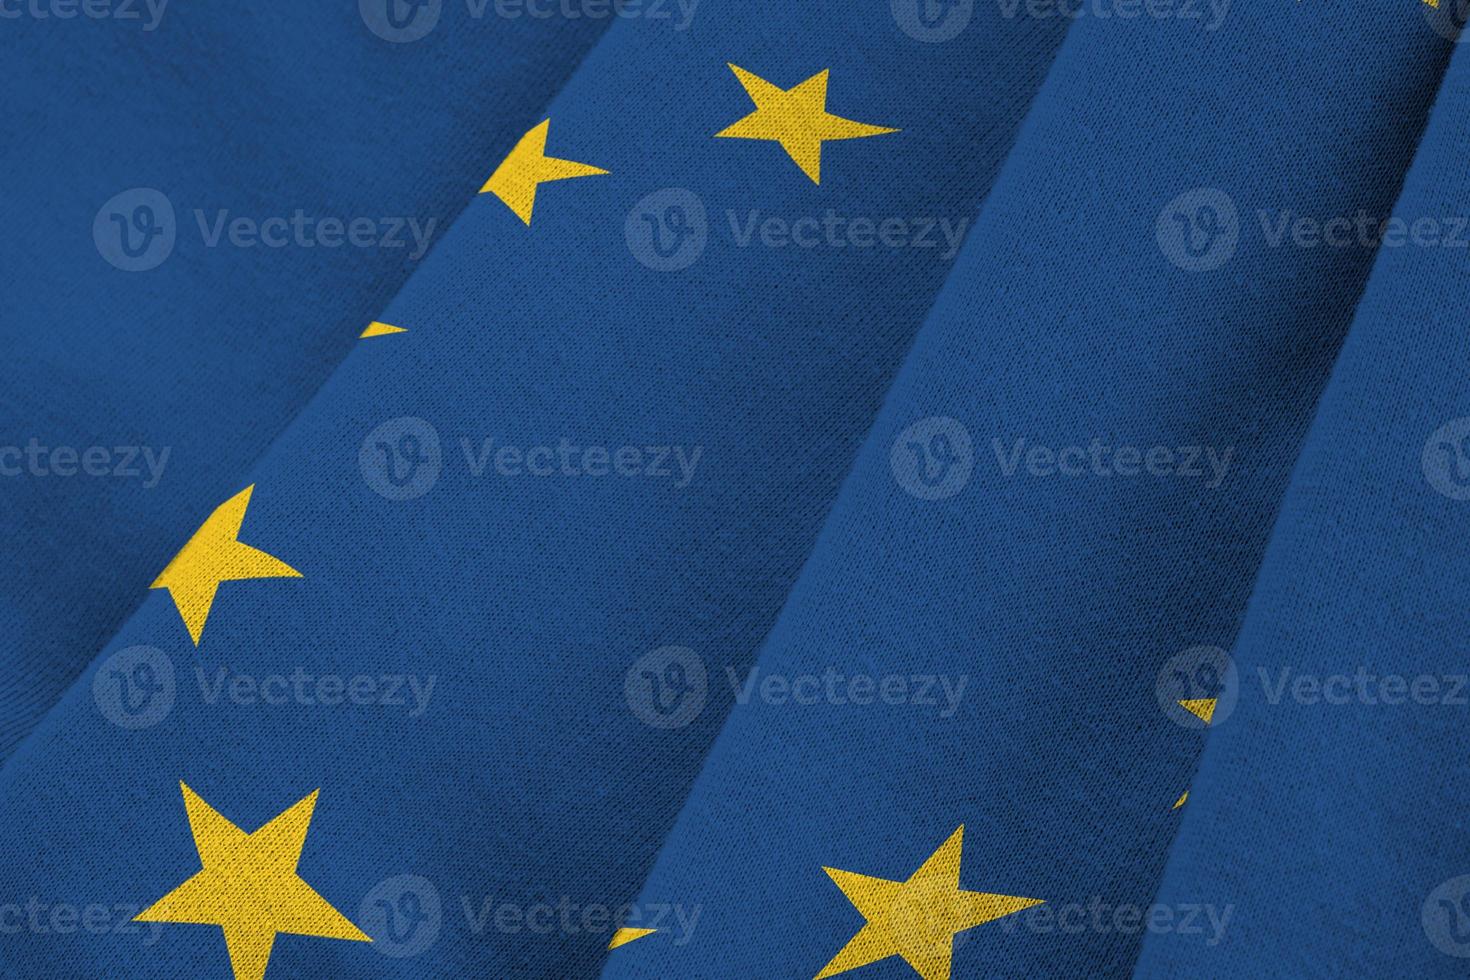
xmin=136 ymin=783 xmax=370 ymax=980
xmin=608 ymin=926 xmax=656 ymax=949
xmin=150 ymin=485 xmax=301 ymax=646
xmin=1173 ymin=790 xmax=1189 ymax=810
xmin=479 ymin=119 xmax=607 ymax=225
xmin=1177 ymin=698 xmax=1217 ymax=725
xmin=715 ymin=64 xmax=897 ymax=184
xmin=816 ymin=826 xmax=1041 ymax=980
xmin=360 ymin=321 xmax=406 ymax=339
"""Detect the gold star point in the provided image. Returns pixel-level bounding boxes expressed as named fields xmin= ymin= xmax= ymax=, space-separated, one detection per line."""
xmin=815 ymin=825 xmax=1041 ymax=980
xmin=360 ymin=321 xmax=407 ymax=338
xmin=150 ymin=485 xmax=301 ymax=646
xmin=479 ymin=118 xmax=608 ymax=225
xmin=149 ymin=481 xmax=301 ymax=643
xmin=715 ymin=64 xmax=898 ymax=184
xmin=608 ymin=926 xmax=657 ymax=949
xmin=1177 ymin=697 xmax=1218 ymax=724
xmin=136 ymin=783 xmax=370 ymax=980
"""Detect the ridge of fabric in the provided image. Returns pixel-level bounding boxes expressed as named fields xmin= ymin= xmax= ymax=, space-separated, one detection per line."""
xmin=0 ymin=7 xmax=616 ymax=761
xmin=1134 ymin=24 xmax=1470 ymax=978
xmin=597 ymin=6 xmax=1459 ymax=978
xmin=0 ymin=5 xmax=1075 ymax=976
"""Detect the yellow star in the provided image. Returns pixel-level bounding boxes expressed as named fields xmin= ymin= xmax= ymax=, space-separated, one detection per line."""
xmin=136 ymin=783 xmax=370 ymax=980
xmin=816 ymin=826 xmax=1041 ymax=980
xmin=479 ymin=118 xmax=608 ymax=225
xmin=150 ymin=485 xmax=301 ymax=646
xmin=1177 ymin=697 xmax=1217 ymax=724
xmin=359 ymin=321 xmax=406 ymax=338
xmin=608 ymin=926 xmax=657 ymax=949
xmin=715 ymin=64 xmax=898 ymax=184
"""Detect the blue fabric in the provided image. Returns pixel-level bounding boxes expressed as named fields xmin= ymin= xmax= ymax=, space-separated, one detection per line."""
xmin=1137 ymin=31 xmax=1470 ymax=980
xmin=0 ymin=4 xmax=608 ymax=756
xmin=0 ymin=2 xmax=1465 ymax=979
xmin=602 ymin=5 xmax=1455 ymax=978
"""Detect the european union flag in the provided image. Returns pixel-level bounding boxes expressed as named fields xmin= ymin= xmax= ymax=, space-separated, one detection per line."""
xmin=1 ymin=1 xmax=1467 ymax=978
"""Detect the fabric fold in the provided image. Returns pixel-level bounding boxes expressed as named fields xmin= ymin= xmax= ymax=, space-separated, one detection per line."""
xmin=0 ymin=4 xmax=1071 ymax=977
xmin=1135 ymin=25 xmax=1470 ymax=980
xmin=0 ymin=6 xmax=613 ymax=759
xmin=598 ymin=6 xmax=1455 ymax=979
